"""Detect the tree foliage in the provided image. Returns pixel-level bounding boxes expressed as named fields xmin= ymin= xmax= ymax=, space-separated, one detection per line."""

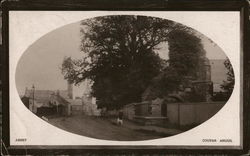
xmin=142 ymin=29 xmax=207 ymax=101
xmin=168 ymin=29 xmax=206 ymax=78
xmin=62 ymin=15 xmax=197 ymax=109
xmin=221 ymin=58 xmax=235 ymax=98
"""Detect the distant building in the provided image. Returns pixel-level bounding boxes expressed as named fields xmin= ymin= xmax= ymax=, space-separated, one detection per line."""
xmin=22 ymin=80 xmax=100 ymax=116
xmin=22 ymin=87 xmax=70 ymax=116
xmin=142 ymin=56 xmax=214 ymax=102
xmin=210 ymin=59 xmax=228 ymax=93
xmin=142 ymin=58 xmax=228 ymax=102
xmin=67 ymin=98 xmax=83 ymax=115
xmin=191 ymin=57 xmax=213 ymax=102
xmin=82 ymin=79 xmax=100 ymax=116
xmin=122 ymin=58 xmax=228 ymax=127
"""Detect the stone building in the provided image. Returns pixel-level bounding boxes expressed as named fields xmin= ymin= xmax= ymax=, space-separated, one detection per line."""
xmin=22 ymin=77 xmax=102 ymax=116
xmin=210 ymin=59 xmax=228 ymax=93
xmin=122 ymin=56 xmax=229 ymax=127
xmin=190 ymin=57 xmax=213 ymax=102
xmin=142 ymin=56 xmax=213 ymax=102
xmin=22 ymin=87 xmax=71 ymax=116
xmin=82 ymin=79 xmax=100 ymax=116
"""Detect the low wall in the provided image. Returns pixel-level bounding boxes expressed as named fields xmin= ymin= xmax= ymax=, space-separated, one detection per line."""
xmin=123 ymin=103 xmax=135 ymax=120
xmin=123 ymin=101 xmax=151 ymax=119
xmin=151 ymin=103 xmax=162 ymax=117
xmin=167 ymin=104 xmax=179 ymax=125
xmin=134 ymin=101 xmax=151 ymax=116
xmin=167 ymin=102 xmax=225 ymax=126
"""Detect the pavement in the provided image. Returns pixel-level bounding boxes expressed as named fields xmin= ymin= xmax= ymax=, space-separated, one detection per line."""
xmin=48 ymin=115 xmax=182 ymax=141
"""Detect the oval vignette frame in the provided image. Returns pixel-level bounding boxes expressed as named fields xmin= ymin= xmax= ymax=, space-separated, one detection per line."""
xmin=1 ymin=0 xmax=248 ymax=155
xmin=15 ymin=15 xmax=235 ymax=142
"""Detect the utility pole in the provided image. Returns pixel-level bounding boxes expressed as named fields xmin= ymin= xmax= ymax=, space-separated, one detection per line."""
xmin=57 ymin=103 xmax=58 ymax=115
xmin=32 ymin=84 xmax=35 ymax=112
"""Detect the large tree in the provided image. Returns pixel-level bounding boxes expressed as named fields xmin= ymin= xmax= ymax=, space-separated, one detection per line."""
xmin=168 ymin=29 xmax=206 ymax=78
xmin=62 ymin=15 xmax=191 ymax=109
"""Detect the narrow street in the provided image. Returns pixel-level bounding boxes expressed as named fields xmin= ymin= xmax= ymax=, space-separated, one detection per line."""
xmin=48 ymin=115 xmax=182 ymax=141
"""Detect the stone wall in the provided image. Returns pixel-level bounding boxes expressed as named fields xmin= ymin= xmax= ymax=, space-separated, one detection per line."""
xmin=134 ymin=101 xmax=151 ymax=116
xmin=167 ymin=102 xmax=225 ymax=127
xmin=123 ymin=101 xmax=151 ymax=119
xmin=166 ymin=104 xmax=179 ymax=125
xmin=151 ymin=98 xmax=164 ymax=117
xmin=123 ymin=100 xmax=163 ymax=119
xmin=123 ymin=103 xmax=135 ymax=120
xmin=122 ymin=100 xmax=224 ymax=127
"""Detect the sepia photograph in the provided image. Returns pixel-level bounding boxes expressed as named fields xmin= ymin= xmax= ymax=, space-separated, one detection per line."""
xmin=1 ymin=0 xmax=249 ymax=155
xmin=15 ymin=14 xmax=235 ymax=141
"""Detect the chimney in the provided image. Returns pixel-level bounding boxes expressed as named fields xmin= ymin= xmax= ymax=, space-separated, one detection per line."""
xmin=24 ymin=87 xmax=28 ymax=97
xmin=67 ymin=80 xmax=73 ymax=99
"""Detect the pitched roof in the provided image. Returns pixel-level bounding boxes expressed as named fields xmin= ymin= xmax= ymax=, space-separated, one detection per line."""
xmin=24 ymin=90 xmax=54 ymax=103
xmin=51 ymin=94 xmax=70 ymax=106
xmin=24 ymin=89 xmax=69 ymax=106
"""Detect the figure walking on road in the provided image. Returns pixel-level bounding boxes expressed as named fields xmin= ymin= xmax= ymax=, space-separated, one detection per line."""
xmin=117 ymin=111 xmax=123 ymax=125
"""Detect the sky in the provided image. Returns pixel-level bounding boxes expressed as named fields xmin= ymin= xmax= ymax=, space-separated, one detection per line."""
xmin=16 ymin=21 xmax=227 ymax=97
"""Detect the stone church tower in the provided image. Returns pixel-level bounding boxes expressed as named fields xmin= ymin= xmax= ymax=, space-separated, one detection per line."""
xmin=192 ymin=57 xmax=213 ymax=102
xmin=198 ymin=57 xmax=211 ymax=81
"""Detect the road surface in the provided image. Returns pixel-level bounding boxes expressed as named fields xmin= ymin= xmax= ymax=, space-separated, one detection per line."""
xmin=48 ymin=115 xmax=182 ymax=141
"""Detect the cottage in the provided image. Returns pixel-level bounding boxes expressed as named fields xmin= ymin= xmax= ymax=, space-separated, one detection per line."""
xmin=22 ymin=80 xmax=101 ymax=117
xmin=22 ymin=88 xmax=71 ymax=116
